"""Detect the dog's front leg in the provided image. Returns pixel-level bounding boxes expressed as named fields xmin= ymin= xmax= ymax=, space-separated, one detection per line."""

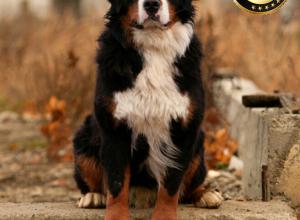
xmin=94 ymin=97 xmax=132 ymax=220
xmin=101 ymin=134 xmax=131 ymax=220
xmin=152 ymin=185 xmax=180 ymax=220
xmin=151 ymin=119 xmax=200 ymax=220
xmin=152 ymin=163 xmax=191 ymax=220
xmin=151 ymin=154 xmax=193 ymax=220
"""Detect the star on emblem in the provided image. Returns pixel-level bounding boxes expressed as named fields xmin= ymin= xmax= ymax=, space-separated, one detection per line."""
xmin=252 ymin=5 xmax=256 ymax=10
xmin=258 ymin=6 xmax=262 ymax=11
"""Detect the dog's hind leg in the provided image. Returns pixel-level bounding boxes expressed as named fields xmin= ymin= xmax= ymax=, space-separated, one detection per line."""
xmin=181 ymin=131 xmax=223 ymax=209
xmin=181 ymin=156 xmax=223 ymax=208
xmin=73 ymin=115 xmax=106 ymax=209
xmin=74 ymin=157 xmax=106 ymax=208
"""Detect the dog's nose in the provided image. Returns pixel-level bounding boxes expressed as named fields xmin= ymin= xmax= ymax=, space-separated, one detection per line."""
xmin=144 ymin=0 xmax=160 ymax=16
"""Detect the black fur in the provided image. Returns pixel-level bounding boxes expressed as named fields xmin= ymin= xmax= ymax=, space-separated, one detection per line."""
xmin=73 ymin=0 xmax=207 ymax=204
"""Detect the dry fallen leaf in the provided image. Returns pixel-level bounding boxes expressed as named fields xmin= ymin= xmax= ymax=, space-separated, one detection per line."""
xmin=205 ymin=128 xmax=238 ymax=169
xmin=41 ymin=96 xmax=73 ymax=162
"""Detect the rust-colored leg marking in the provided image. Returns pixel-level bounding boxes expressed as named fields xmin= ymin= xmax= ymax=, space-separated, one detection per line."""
xmin=183 ymin=156 xmax=201 ymax=191
xmin=181 ymin=156 xmax=205 ymax=203
xmin=76 ymin=156 xmax=104 ymax=192
xmin=105 ymin=167 xmax=130 ymax=220
xmin=182 ymin=156 xmax=223 ymax=208
xmin=152 ymin=187 xmax=179 ymax=220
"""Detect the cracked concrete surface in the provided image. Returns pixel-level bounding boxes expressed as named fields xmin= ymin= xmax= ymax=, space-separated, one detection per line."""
xmin=0 ymin=200 xmax=296 ymax=220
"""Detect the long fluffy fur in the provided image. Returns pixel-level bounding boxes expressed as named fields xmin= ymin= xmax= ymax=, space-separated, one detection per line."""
xmin=73 ymin=0 xmax=208 ymax=209
xmin=114 ymin=22 xmax=194 ymax=183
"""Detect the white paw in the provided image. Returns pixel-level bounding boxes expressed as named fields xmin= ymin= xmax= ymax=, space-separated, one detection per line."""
xmin=77 ymin=193 xmax=106 ymax=209
xmin=195 ymin=190 xmax=223 ymax=209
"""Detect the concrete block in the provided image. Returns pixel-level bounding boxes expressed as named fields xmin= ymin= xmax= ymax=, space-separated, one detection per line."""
xmin=214 ymin=78 xmax=300 ymax=206
xmin=279 ymin=143 xmax=300 ymax=206
xmin=268 ymin=115 xmax=300 ymax=206
xmin=0 ymin=201 xmax=296 ymax=220
xmin=213 ymin=78 xmax=269 ymax=200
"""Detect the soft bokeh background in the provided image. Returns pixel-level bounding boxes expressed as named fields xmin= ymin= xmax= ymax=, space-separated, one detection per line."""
xmin=0 ymin=0 xmax=299 ymax=120
xmin=0 ymin=0 xmax=299 ymax=204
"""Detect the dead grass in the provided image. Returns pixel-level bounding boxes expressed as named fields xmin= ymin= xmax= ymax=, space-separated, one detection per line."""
xmin=0 ymin=13 xmax=103 ymax=124
xmin=213 ymin=12 xmax=300 ymax=94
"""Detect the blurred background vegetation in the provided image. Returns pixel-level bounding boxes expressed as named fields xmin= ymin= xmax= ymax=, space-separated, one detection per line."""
xmin=0 ymin=0 xmax=299 ymax=165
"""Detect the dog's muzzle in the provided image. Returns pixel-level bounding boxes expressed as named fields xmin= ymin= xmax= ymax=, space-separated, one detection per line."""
xmin=144 ymin=0 xmax=161 ymax=17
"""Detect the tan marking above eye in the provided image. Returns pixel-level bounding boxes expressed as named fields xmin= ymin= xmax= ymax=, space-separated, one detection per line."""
xmin=121 ymin=2 xmax=139 ymax=29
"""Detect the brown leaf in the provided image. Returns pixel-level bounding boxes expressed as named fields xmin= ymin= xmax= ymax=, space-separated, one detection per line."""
xmin=41 ymin=97 xmax=73 ymax=162
xmin=205 ymin=128 xmax=238 ymax=169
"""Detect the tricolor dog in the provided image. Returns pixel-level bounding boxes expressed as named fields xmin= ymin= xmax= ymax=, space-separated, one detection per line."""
xmin=73 ymin=0 xmax=223 ymax=219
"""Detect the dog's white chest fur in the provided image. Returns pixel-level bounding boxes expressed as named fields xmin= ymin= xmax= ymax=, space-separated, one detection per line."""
xmin=113 ymin=22 xmax=193 ymax=183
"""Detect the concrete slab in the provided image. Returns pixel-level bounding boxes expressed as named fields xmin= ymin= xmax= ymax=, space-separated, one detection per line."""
xmin=0 ymin=201 xmax=296 ymax=220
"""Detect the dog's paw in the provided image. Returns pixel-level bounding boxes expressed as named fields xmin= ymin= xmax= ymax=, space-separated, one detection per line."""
xmin=77 ymin=193 xmax=106 ymax=209
xmin=194 ymin=190 xmax=223 ymax=209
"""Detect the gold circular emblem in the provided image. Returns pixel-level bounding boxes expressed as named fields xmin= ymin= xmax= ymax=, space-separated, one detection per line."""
xmin=234 ymin=0 xmax=288 ymax=14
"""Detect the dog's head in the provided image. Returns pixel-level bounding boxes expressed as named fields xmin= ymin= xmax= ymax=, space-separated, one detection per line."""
xmin=107 ymin=0 xmax=194 ymax=29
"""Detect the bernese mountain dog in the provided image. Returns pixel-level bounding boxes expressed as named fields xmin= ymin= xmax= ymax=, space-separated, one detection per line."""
xmin=73 ymin=0 xmax=223 ymax=219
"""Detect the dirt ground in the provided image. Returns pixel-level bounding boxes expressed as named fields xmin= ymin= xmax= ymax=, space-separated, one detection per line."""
xmin=0 ymin=111 xmax=80 ymax=203
xmin=0 ymin=147 xmax=80 ymax=203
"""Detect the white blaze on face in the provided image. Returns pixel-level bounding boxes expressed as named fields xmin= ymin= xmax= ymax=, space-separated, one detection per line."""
xmin=138 ymin=0 xmax=170 ymax=25
xmin=138 ymin=0 xmax=148 ymax=24
xmin=160 ymin=0 xmax=170 ymax=25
